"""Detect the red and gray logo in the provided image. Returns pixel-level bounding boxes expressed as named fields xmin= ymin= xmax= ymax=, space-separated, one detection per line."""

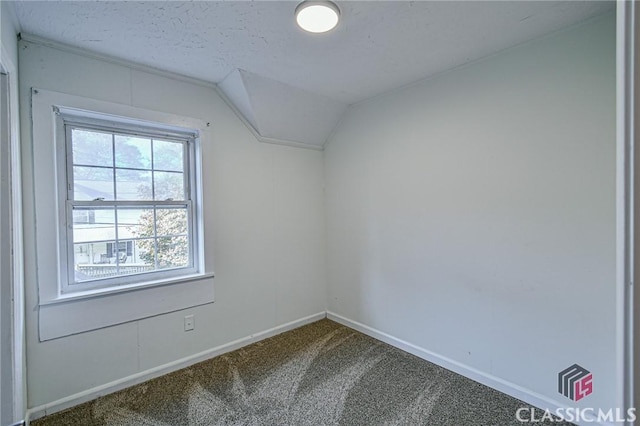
xmin=558 ymin=364 xmax=593 ymax=401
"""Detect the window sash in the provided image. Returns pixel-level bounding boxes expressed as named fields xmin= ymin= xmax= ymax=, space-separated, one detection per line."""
xmin=61 ymin=116 xmax=199 ymax=293
xmin=66 ymin=205 xmax=197 ymax=291
xmin=65 ymin=124 xmax=191 ymax=203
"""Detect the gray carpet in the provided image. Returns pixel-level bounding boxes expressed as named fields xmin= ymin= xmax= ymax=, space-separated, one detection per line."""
xmin=32 ymin=319 xmax=572 ymax=425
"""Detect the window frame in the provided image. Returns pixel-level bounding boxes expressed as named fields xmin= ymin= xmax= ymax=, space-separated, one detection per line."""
xmin=56 ymin=107 xmax=201 ymax=294
xmin=31 ymin=89 xmax=213 ymax=341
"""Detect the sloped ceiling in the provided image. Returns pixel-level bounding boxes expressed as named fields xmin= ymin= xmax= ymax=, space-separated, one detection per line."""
xmin=10 ymin=1 xmax=614 ymax=149
xmin=219 ymin=69 xmax=347 ymax=148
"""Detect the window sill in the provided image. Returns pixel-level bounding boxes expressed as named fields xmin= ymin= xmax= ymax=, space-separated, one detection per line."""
xmin=41 ymin=272 xmax=215 ymax=306
xmin=39 ymin=272 xmax=214 ymax=341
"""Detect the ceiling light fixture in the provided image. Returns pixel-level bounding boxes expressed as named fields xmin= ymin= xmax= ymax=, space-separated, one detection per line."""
xmin=295 ymin=1 xmax=340 ymax=34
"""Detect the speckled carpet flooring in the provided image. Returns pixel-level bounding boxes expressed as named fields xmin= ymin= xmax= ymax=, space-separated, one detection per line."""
xmin=33 ymin=319 xmax=571 ymax=426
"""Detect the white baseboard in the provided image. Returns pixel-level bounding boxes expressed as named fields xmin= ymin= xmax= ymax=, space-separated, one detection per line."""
xmin=326 ymin=312 xmax=612 ymax=426
xmin=26 ymin=312 xmax=326 ymax=423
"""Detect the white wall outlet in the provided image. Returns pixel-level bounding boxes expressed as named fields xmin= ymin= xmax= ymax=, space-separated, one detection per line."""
xmin=184 ymin=315 xmax=194 ymax=332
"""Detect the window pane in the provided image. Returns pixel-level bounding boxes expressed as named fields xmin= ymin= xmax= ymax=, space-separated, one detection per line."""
xmin=115 ymin=135 xmax=151 ymax=169
xmin=156 ymin=236 xmax=189 ymax=269
xmin=73 ymin=241 xmax=117 ymax=281
xmin=73 ymin=166 xmax=114 ymax=201
xmin=72 ymin=129 xmax=112 ymax=167
xmin=73 ymin=239 xmax=158 ymax=282
xmin=154 ymin=171 xmax=184 ymax=201
xmin=156 ymin=208 xmax=188 ymax=236
xmin=134 ymin=238 xmax=158 ymax=270
xmin=72 ymin=208 xmax=115 ymax=243
xmin=118 ymin=239 xmax=156 ymax=276
xmin=117 ymin=208 xmax=155 ymax=239
xmin=153 ymin=139 xmax=184 ymax=172
xmin=116 ymin=169 xmax=152 ymax=200
xmin=112 ymin=240 xmax=132 ymax=266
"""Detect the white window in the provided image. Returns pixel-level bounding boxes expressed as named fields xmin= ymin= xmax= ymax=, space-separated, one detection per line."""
xmin=59 ymin=111 xmax=199 ymax=293
xmin=31 ymin=89 xmax=214 ymax=341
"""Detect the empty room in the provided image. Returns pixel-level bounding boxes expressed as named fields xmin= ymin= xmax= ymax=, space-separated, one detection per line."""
xmin=0 ymin=1 xmax=637 ymax=425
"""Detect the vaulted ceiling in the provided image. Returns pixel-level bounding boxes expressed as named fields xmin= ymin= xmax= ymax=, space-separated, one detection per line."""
xmin=10 ymin=1 xmax=614 ymax=148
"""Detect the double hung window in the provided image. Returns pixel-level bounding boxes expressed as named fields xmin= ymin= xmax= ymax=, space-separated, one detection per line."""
xmin=60 ymin=111 xmax=199 ymax=292
xmin=32 ymin=90 xmax=212 ymax=340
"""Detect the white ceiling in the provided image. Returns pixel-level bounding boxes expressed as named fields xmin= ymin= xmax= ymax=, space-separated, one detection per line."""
xmin=10 ymin=0 xmax=614 ymax=146
xmin=219 ymin=69 xmax=348 ymax=146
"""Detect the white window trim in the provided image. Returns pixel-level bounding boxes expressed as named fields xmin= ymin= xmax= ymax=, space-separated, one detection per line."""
xmin=1 ymin=42 xmax=26 ymax=425
xmin=31 ymin=88 xmax=214 ymax=341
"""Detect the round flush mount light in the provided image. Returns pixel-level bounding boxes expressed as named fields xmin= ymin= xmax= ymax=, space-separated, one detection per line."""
xmin=295 ymin=1 xmax=340 ymax=33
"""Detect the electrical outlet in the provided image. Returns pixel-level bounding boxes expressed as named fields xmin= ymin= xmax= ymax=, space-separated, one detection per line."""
xmin=184 ymin=315 xmax=194 ymax=332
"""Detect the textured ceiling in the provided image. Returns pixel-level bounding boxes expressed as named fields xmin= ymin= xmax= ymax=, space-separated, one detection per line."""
xmin=219 ymin=69 xmax=347 ymax=147
xmin=11 ymin=1 xmax=613 ymax=105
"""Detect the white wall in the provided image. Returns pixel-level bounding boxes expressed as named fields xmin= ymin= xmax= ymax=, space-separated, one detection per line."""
xmin=1 ymin=2 xmax=21 ymax=423
xmin=1 ymin=2 xmax=18 ymax=66
xmin=19 ymin=41 xmax=326 ymax=409
xmin=325 ymin=13 xmax=617 ymax=413
xmin=0 ymin=70 xmax=12 ymax=426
